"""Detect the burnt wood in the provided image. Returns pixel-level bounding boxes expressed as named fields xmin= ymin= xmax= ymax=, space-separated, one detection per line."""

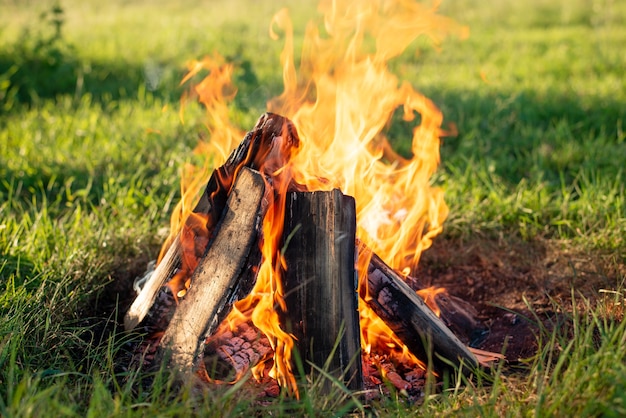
xmin=159 ymin=167 xmax=266 ymax=375
xmin=432 ymin=291 xmax=488 ymax=346
xmin=364 ymin=250 xmax=479 ymax=374
xmin=281 ymin=189 xmax=363 ymax=392
xmin=202 ymin=321 xmax=273 ymax=382
xmin=124 ymin=113 xmax=300 ymax=330
xmin=402 ymin=274 xmax=487 ymax=346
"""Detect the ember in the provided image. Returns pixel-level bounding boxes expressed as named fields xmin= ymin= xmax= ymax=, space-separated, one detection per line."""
xmin=125 ymin=0 xmax=489 ymax=400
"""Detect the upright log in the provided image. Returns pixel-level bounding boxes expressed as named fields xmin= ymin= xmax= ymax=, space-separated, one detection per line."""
xmin=124 ymin=113 xmax=300 ymax=330
xmin=159 ymin=167 xmax=266 ymax=375
xmin=282 ymin=189 xmax=363 ymax=391
xmin=364 ymin=251 xmax=479 ymax=374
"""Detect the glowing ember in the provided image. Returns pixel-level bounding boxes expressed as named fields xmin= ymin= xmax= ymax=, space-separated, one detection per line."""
xmin=160 ymin=0 xmax=468 ymax=395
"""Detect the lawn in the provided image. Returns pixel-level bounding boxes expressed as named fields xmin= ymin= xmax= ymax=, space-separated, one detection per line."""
xmin=1 ymin=0 xmax=625 ymax=416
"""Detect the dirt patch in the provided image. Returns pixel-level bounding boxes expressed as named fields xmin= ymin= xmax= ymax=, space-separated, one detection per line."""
xmin=415 ymin=234 xmax=625 ymax=361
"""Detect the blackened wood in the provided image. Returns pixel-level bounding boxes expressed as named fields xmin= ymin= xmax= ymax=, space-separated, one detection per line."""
xmin=403 ymin=275 xmax=487 ymax=346
xmin=282 ymin=189 xmax=363 ymax=391
xmin=365 ymin=251 xmax=478 ymax=374
xmin=124 ymin=113 xmax=300 ymax=331
xmin=433 ymin=292 xmax=488 ymax=346
xmin=202 ymin=321 xmax=273 ymax=382
xmin=159 ymin=168 xmax=265 ymax=375
xmin=192 ymin=112 xmax=300 ymax=220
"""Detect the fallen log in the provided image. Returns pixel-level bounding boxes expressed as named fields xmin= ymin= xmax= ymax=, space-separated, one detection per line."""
xmin=363 ymin=250 xmax=479 ymax=374
xmin=158 ymin=167 xmax=266 ymax=376
xmin=124 ymin=113 xmax=300 ymax=330
xmin=281 ymin=189 xmax=363 ymax=392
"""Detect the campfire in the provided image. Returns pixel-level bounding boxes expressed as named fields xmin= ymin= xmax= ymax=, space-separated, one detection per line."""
xmin=123 ymin=0 xmax=498 ymax=399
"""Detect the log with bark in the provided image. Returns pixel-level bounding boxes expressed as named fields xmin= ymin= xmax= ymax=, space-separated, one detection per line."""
xmin=124 ymin=112 xmax=300 ymax=331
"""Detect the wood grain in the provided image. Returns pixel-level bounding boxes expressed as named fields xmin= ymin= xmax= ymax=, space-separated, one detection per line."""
xmin=282 ymin=189 xmax=363 ymax=391
xmin=159 ymin=167 xmax=265 ymax=375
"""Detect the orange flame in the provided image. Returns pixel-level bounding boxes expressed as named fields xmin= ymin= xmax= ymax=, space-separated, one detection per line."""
xmin=231 ymin=162 xmax=300 ymax=395
xmin=156 ymin=55 xmax=248 ymax=303
xmin=162 ymin=0 xmax=468 ymax=395
xmin=268 ymin=1 xmax=467 ymax=270
xmin=417 ymin=286 xmax=447 ymax=317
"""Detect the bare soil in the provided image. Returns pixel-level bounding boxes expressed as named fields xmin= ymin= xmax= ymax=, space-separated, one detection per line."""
xmin=415 ymin=234 xmax=625 ymax=361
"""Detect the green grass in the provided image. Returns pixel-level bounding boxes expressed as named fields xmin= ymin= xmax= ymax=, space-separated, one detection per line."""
xmin=1 ymin=0 xmax=625 ymax=415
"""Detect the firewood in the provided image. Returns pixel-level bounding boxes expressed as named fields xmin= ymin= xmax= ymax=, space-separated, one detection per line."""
xmin=124 ymin=235 xmax=182 ymax=330
xmin=281 ymin=189 xmax=363 ymax=391
xmin=364 ymin=250 xmax=479 ymax=374
xmin=402 ymin=274 xmax=487 ymax=346
xmin=124 ymin=113 xmax=300 ymax=331
xmin=432 ymin=291 xmax=488 ymax=346
xmin=202 ymin=321 xmax=273 ymax=382
xmin=158 ymin=167 xmax=266 ymax=376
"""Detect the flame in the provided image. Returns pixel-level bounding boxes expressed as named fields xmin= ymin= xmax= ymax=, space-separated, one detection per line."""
xmin=268 ymin=0 xmax=467 ymax=270
xmin=417 ymin=286 xmax=447 ymax=317
xmin=156 ymin=55 xmax=247 ymax=304
xmin=161 ymin=0 xmax=467 ymax=395
xmin=266 ymin=0 xmax=466 ymax=384
xmin=231 ymin=161 xmax=300 ymax=395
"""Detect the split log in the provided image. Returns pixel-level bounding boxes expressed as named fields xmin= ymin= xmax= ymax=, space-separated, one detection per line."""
xmin=401 ymin=275 xmax=487 ymax=346
xmin=364 ymin=251 xmax=479 ymax=374
xmin=281 ymin=189 xmax=363 ymax=391
xmin=124 ymin=235 xmax=182 ymax=330
xmin=158 ymin=167 xmax=266 ymax=375
xmin=124 ymin=113 xmax=300 ymax=330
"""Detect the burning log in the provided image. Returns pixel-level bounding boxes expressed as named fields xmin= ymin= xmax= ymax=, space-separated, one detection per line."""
xmin=281 ymin=189 xmax=363 ymax=391
xmin=364 ymin=250 xmax=479 ymax=374
xmin=159 ymin=167 xmax=266 ymax=375
xmin=399 ymin=274 xmax=487 ymax=346
xmin=124 ymin=113 xmax=300 ymax=330
xmin=429 ymin=291 xmax=487 ymax=346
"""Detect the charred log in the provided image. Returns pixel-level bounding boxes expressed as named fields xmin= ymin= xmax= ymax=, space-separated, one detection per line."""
xmin=432 ymin=292 xmax=488 ymax=347
xmin=402 ymin=274 xmax=487 ymax=346
xmin=364 ymin=250 xmax=479 ymax=374
xmin=281 ymin=189 xmax=363 ymax=392
xmin=203 ymin=321 xmax=273 ymax=382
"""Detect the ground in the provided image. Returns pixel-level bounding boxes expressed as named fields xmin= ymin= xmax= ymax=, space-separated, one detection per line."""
xmin=417 ymin=235 xmax=625 ymax=361
xmin=99 ymin=233 xmax=624 ymax=400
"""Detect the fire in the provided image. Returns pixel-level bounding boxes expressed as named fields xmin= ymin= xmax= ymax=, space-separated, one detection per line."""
xmin=229 ymin=159 xmax=300 ymax=393
xmin=417 ymin=286 xmax=447 ymax=317
xmin=162 ymin=0 xmax=467 ymax=395
xmin=166 ymin=211 xmax=209 ymax=299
